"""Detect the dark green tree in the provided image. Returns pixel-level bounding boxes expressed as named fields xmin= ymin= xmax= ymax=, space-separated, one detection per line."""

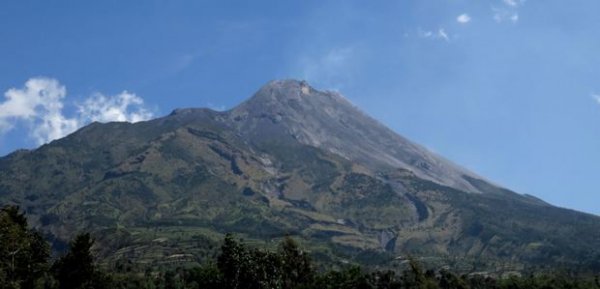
xmin=313 ymin=266 xmax=374 ymax=289
xmin=278 ymin=236 xmax=313 ymax=289
xmin=217 ymin=234 xmax=246 ymax=289
xmin=0 ymin=205 xmax=50 ymax=289
xmin=400 ymin=258 xmax=438 ymax=289
xmin=371 ymin=270 xmax=403 ymax=289
xmin=438 ymin=270 xmax=467 ymax=289
xmin=184 ymin=263 xmax=222 ymax=289
xmin=217 ymin=234 xmax=271 ymax=289
xmin=164 ymin=270 xmax=183 ymax=289
xmin=53 ymin=233 xmax=108 ymax=289
xmin=217 ymin=234 xmax=286 ymax=289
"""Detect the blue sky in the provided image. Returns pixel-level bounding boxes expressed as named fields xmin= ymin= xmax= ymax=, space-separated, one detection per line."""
xmin=1 ymin=0 xmax=600 ymax=215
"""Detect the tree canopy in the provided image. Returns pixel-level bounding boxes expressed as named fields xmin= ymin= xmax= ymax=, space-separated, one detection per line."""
xmin=1 ymin=205 xmax=598 ymax=289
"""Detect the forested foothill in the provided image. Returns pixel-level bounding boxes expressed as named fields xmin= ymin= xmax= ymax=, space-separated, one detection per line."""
xmin=1 ymin=205 xmax=598 ymax=289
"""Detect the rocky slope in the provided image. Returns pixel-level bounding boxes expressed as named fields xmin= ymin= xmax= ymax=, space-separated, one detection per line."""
xmin=0 ymin=80 xmax=599 ymax=272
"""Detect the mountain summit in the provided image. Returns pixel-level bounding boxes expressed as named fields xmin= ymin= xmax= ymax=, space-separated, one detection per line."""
xmin=233 ymin=80 xmax=484 ymax=193
xmin=0 ymin=80 xmax=598 ymax=271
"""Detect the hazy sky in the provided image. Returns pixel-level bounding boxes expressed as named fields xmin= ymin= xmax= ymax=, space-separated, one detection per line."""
xmin=1 ymin=1 xmax=600 ymax=215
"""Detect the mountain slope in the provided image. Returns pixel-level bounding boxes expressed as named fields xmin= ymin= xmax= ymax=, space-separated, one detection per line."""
xmin=230 ymin=80 xmax=484 ymax=194
xmin=0 ymin=80 xmax=598 ymax=272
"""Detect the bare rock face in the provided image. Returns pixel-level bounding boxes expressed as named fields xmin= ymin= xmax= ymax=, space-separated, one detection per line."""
xmin=231 ymin=80 xmax=484 ymax=194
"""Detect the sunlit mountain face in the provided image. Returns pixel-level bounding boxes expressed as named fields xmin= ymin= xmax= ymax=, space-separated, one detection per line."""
xmin=1 ymin=80 xmax=599 ymax=272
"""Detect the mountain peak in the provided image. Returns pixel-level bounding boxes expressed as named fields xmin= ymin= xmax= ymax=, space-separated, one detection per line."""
xmin=262 ymin=79 xmax=313 ymax=94
xmin=232 ymin=79 xmax=352 ymax=119
xmin=226 ymin=80 xmax=484 ymax=194
xmin=240 ymin=79 xmax=327 ymax=107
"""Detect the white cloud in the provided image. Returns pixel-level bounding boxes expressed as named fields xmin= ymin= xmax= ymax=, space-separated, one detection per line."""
xmin=418 ymin=28 xmax=451 ymax=42
xmin=0 ymin=78 xmax=65 ymax=127
xmin=494 ymin=0 xmax=524 ymax=23
xmin=457 ymin=14 xmax=471 ymax=24
xmin=419 ymin=30 xmax=433 ymax=38
xmin=438 ymin=29 xmax=450 ymax=42
xmin=0 ymin=78 xmax=79 ymax=144
xmin=0 ymin=77 xmax=154 ymax=145
xmin=78 ymin=92 xmax=153 ymax=123
xmin=493 ymin=8 xmax=520 ymax=23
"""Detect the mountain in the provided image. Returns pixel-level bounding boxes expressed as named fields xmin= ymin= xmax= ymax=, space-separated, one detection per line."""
xmin=1 ymin=80 xmax=599 ymax=272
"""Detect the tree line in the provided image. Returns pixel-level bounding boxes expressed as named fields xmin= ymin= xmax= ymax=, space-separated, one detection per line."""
xmin=1 ymin=205 xmax=599 ymax=289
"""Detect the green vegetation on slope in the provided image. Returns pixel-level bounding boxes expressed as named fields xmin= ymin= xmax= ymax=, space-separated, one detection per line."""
xmin=3 ymin=80 xmax=600 ymax=272
xmin=2 ymin=206 xmax=599 ymax=289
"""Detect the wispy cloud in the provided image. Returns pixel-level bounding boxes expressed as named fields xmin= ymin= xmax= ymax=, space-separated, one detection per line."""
xmin=493 ymin=0 xmax=524 ymax=23
xmin=438 ymin=29 xmax=450 ymax=41
xmin=205 ymin=102 xmax=226 ymax=112
xmin=503 ymin=0 xmax=519 ymax=7
xmin=418 ymin=28 xmax=451 ymax=42
xmin=419 ymin=30 xmax=433 ymax=38
xmin=170 ymin=53 xmax=198 ymax=74
xmin=493 ymin=8 xmax=519 ymax=23
xmin=0 ymin=77 xmax=153 ymax=145
xmin=592 ymin=94 xmax=600 ymax=105
xmin=457 ymin=14 xmax=471 ymax=24
xmin=296 ymin=46 xmax=357 ymax=90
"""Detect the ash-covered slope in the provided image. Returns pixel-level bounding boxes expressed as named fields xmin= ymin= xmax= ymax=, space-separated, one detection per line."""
xmin=229 ymin=80 xmax=488 ymax=194
xmin=0 ymin=80 xmax=598 ymax=272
